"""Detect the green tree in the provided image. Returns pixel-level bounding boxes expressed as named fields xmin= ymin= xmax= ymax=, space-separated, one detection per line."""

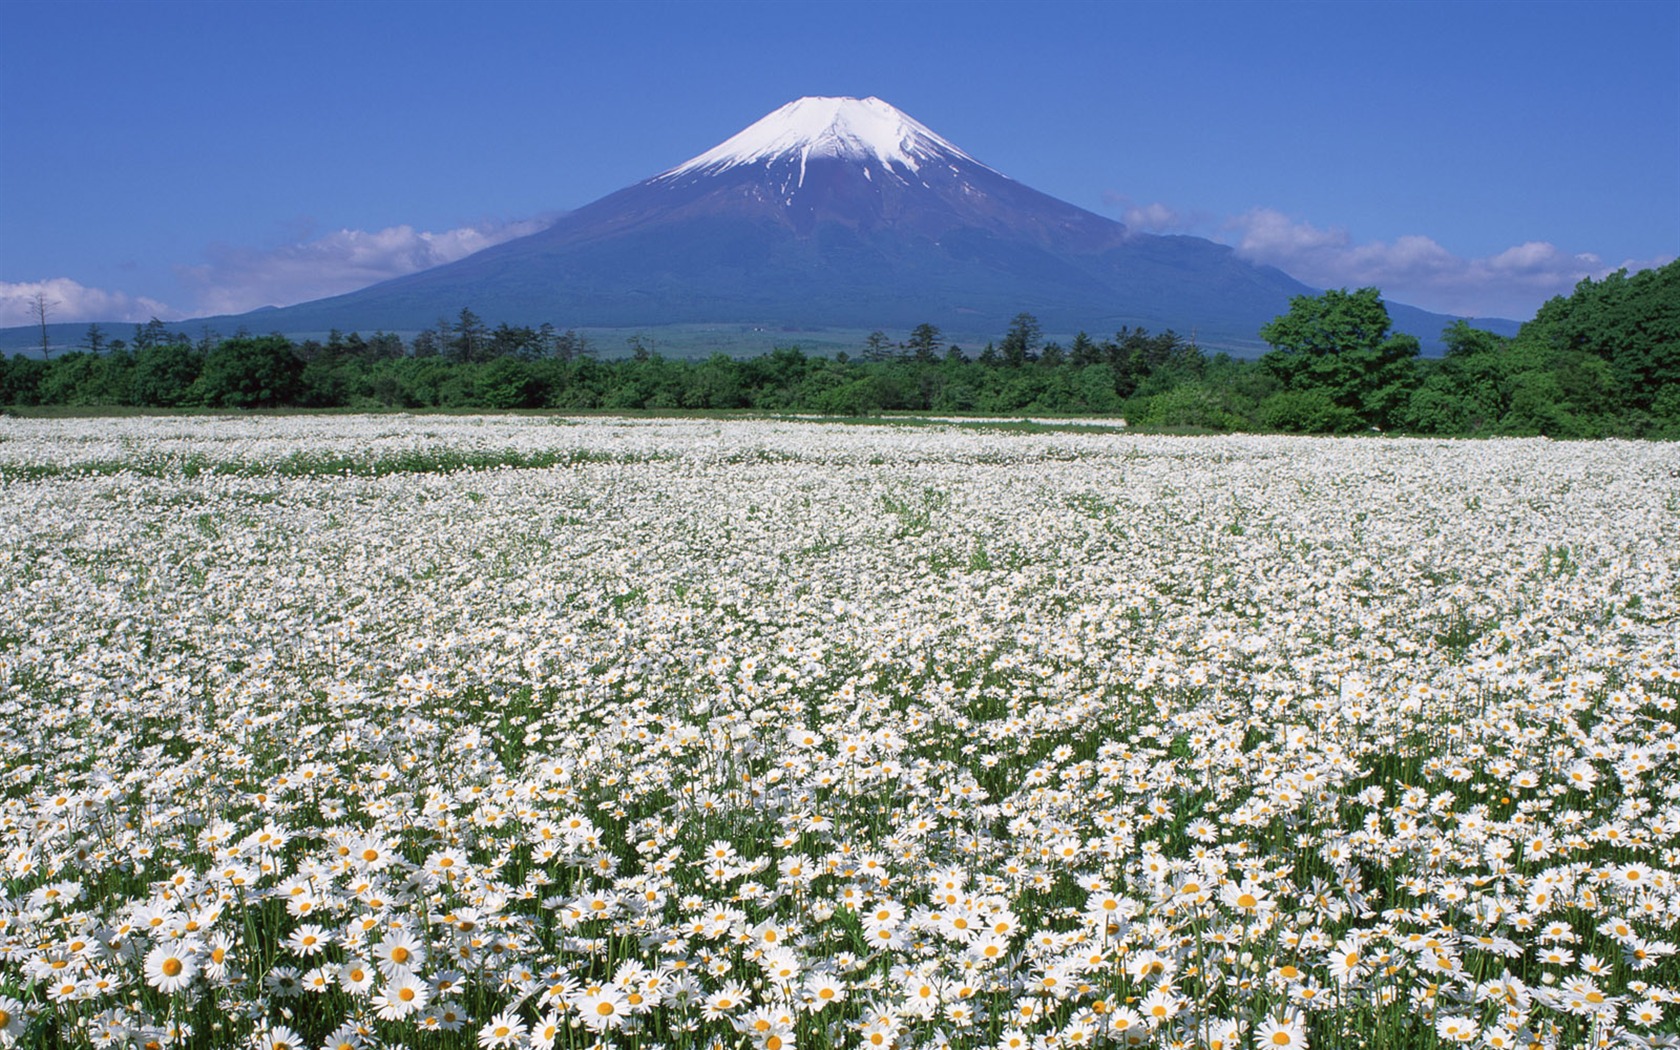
xmin=1000 ymin=313 xmax=1041 ymax=367
xmin=0 ymin=354 xmax=47 ymax=404
xmin=1067 ymin=331 xmax=1100 ymax=367
xmin=411 ymin=329 xmax=440 ymax=358
xmin=1258 ymin=389 xmax=1361 ymax=434
xmin=1441 ymin=319 xmax=1506 ymax=359
xmin=37 ymin=351 xmax=115 ymax=403
xmin=490 ymin=323 xmax=542 ymax=360
xmin=1403 ymin=323 xmax=1525 ymax=434
xmin=1071 ymin=364 xmax=1122 ymax=412
xmin=365 ymin=332 xmax=406 ymax=360
xmin=130 ymin=344 xmax=202 ymax=406
xmin=906 ymin=323 xmax=942 ymax=363
xmin=132 ymin=317 xmax=175 ymax=351
xmin=555 ymin=329 xmax=592 ymax=362
xmin=1520 ymin=261 xmax=1679 ymax=413
xmin=189 ymin=335 xmax=304 ymax=407
xmin=450 ymin=308 xmax=489 ymax=363
xmin=688 ymin=353 xmax=746 ymax=408
xmin=478 ymin=357 xmax=544 ymax=408
xmin=862 ymin=330 xmax=894 ymax=362
xmin=1259 ymin=287 xmax=1419 ymax=429
xmin=1139 ymin=382 xmax=1239 ymax=431
xmin=1260 ymin=288 xmax=1392 ymax=358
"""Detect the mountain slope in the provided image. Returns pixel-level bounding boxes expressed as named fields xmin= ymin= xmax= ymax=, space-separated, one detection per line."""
xmin=189 ymin=97 xmax=1506 ymax=352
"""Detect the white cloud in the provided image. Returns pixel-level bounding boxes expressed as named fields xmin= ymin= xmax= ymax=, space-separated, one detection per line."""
xmin=176 ymin=217 xmax=553 ymax=316
xmin=0 ymin=278 xmax=177 ymax=327
xmin=1102 ymin=187 xmax=1672 ymax=319
xmin=1125 ymin=201 xmax=1186 ymax=233
xmin=1223 ymin=207 xmax=1671 ymax=319
xmin=1102 ymin=192 xmax=1205 ymax=233
xmin=3 ymin=217 xmax=554 ymax=330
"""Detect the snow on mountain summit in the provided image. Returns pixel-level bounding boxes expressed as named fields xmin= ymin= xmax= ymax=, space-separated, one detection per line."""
xmin=658 ymin=96 xmax=986 ymax=181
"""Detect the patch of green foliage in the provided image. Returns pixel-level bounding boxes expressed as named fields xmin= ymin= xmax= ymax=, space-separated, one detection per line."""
xmin=5 ymin=260 xmax=1675 ymax=438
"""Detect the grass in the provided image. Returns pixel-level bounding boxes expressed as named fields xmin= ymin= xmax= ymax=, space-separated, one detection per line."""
xmin=0 ymin=447 xmax=660 ymax=482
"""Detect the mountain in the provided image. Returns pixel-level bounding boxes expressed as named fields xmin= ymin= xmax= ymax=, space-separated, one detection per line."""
xmin=47 ymin=97 xmax=1518 ymax=354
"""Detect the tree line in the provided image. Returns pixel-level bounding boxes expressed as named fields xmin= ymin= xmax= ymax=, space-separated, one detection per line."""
xmin=3 ymin=261 xmax=1674 ymax=438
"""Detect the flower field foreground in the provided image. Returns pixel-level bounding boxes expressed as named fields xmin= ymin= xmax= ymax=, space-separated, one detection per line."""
xmin=2 ymin=415 xmax=1678 ymax=1050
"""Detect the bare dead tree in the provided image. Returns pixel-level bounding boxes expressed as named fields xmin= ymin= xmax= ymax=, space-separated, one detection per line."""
xmin=32 ymin=291 xmax=57 ymax=360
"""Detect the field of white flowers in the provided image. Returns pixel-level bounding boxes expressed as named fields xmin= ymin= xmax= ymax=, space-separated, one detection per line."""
xmin=1 ymin=415 xmax=1677 ymax=1050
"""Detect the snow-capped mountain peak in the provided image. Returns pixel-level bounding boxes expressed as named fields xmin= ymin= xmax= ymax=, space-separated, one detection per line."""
xmin=658 ymin=96 xmax=985 ymax=180
xmin=206 ymin=93 xmax=1475 ymax=354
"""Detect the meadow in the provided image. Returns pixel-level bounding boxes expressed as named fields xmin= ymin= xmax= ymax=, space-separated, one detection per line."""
xmin=1 ymin=414 xmax=1676 ymax=1050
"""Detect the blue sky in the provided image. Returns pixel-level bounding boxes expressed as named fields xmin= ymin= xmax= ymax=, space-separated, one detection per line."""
xmin=2 ymin=0 xmax=1675 ymax=328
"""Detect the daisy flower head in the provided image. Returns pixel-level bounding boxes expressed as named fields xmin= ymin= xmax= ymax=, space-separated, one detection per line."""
xmin=251 ymin=1023 xmax=305 ymax=1050
xmin=579 ymin=986 xmax=629 ymax=1032
xmin=1140 ymin=988 xmax=1180 ymax=1026
xmin=1205 ymin=1017 xmax=1241 ymax=1050
xmin=1434 ymin=1014 xmax=1479 ymax=1043
xmin=0 ymin=995 xmax=25 ymax=1044
xmin=374 ymin=928 xmax=426 ymax=977
xmin=285 ymin=922 xmax=332 ymax=958
xmin=425 ymin=848 xmax=468 ymax=881
xmin=737 ymin=1007 xmax=795 ymax=1050
xmin=703 ymin=982 xmax=749 ymax=1021
xmin=143 ymin=941 xmax=199 ymax=994
xmin=1255 ymin=1012 xmax=1308 ymax=1048
xmin=372 ymin=970 xmax=430 ymax=1020
xmin=528 ymin=1012 xmax=564 ymax=1050
xmin=994 ymin=1028 xmax=1031 ymax=1050
xmin=320 ymin=1022 xmax=365 ymax=1050
xmin=476 ymin=1009 xmax=527 ymax=1048
xmin=339 ymin=957 xmax=376 ymax=995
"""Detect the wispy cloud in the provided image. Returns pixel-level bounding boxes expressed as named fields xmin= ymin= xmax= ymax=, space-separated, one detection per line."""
xmin=1220 ymin=207 xmax=1674 ymax=319
xmin=0 ymin=278 xmax=177 ymax=327
xmin=4 ymin=217 xmax=556 ymax=330
xmin=1102 ymin=192 xmax=1207 ymax=234
xmin=1102 ymin=193 xmax=1671 ymax=319
xmin=176 ymin=217 xmax=554 ymax=316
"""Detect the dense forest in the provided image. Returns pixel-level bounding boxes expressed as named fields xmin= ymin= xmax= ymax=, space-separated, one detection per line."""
xmin=4 ymin=261 xmax=1675 ymax=438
